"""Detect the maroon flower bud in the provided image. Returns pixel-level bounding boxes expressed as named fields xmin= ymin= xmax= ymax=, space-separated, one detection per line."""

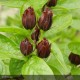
xmin=38 ymin=7 xmax=53 ymax=31
xmin=47 ymin=0 xmax=57 ymax=7
xmin=75 ymin=55 xmax=80 ymax=65
xmin=69 ymin=52 xmax=80 ymax=65
xmin=22 ymin=7 xmax=36 ymax=30
xmin=36 ymin=38 xmax=51 ymax=58
xmin=31 ymin=27 xmax=40 ymax=42
xmin=20 ymin=39 xmax=33 ymax=56
xmin=69 ymin=53 xmax=76 ymax=64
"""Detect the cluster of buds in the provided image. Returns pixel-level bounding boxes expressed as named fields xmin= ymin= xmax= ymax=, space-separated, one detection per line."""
xmin=22 ymin=7 xmax=53 ymax=31
xmin=69 ymin=52 xmax=80 ymax=65
xmin=20 ymin=0 xmax=56 ymax=58
xmin=20 ymin=38 xmax=51 ymax=58
xmin=31 ymin=27 xmax=40 ymax=42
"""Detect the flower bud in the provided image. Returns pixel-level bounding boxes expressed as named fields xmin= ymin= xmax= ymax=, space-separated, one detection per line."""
xmin=36 ymin=38 xmax=51 ymax=58
xmin=20 ymin=39 xmax=33 ymax=56
xmin=47 ymin=0 xmax=57 ymax=7
xmin=31 ymin=27 xmax=40 ymax=41
xmin=38 ymin=7 xmax=53 ymax=31
xmin=22 ymin=7 xmax=36 ymax=29
xmin=69 ymin=52 xmax=80 ymax=65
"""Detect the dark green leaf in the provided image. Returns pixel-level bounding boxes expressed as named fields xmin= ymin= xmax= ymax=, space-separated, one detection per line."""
xmin=71 ymin=67 xmax=80 ymax=75
xmin=9 ymin=58 xmax=25 ymax=75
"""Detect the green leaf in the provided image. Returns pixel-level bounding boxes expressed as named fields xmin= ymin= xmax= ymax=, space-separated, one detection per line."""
xmin=58 ymin=42 xmax=71 ymax=64
xmin=0 ymin=60 xmax=4 ymax=75
xmin=68 ymin=42 xmax=80 ymax=55
xmin=5 ymin=34 xmax=26 ymax=46
xmin=0 ymin=0 xmax=26 ymax=8
xmin=0 ymin=60 xmax=10 ymax=75
xmin=0 ymin=26 xmax=29 ymax=36
xmin=71 ymin=67 xmax=80 ymax=75
xmin=47 ymin=43 xmax=70 ymax=75
xmin=6 ymin=16 xmax=22 ymax=28
xmin=1 ymin=60 xmax=10 ymax=75
xmin=49 ymin=65 xmax=61 ymax=75
xmin=71 ymin=19 xmax=80 ymax=30
xmin=22 ymin=56 xmax=53 ymax=75
xmin=9 ymin=58 xmax=25 ymax=75
xmin=0 ymin=34 xmax=25 ymax=60
xmin=56 ymin=0 xmax=80 ymax=10
xmin=71 ymin=9 xmax=80 ymax=19
xmin=43 ymin=14 xmax=72 ymax=38
xmin=57 ymin=0 xmax=66 ymax=5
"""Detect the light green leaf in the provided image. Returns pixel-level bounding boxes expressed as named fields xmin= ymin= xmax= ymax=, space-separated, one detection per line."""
xmin=9 ymin=58 xmax=25 ymax=75
xmin=43 ymin=14 xmax=72 ymax=38
xmin=68 ymin=42 xmax=80 ymax=55
xmin=0 ymin=34 xmax=25 ymax=60
xmin=71 ymin=19 xmax=80 ymax=30
xmin=22 ymin=56 xmax=53 ymax=75
xmin=0 ymin=26 xmax=29 ymax=36
xmin=5 ymin=34 xmax=27 ymax=46
xmin=58 ymin=42 xmax=71 ymax=64
xmin=47 ymin=43 xmax=70 ymax=75
xmin=0 ymin=0 xmax=26 ymax=8
xmin=28 ymin=0 xmax=48 ymax=11
xmin=56 ymin=0 xmax=80 ymax=10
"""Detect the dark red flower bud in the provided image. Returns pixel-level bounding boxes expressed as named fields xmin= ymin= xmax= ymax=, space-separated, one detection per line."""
xmin=75 ymin=55 xmax=80 ymax=65
xmin=36 ymin=38 xmax=51 ymax=58
xmin=22 ymin=7 xmax=36 ymax=30
xmin=20 ymin=39 xmax=33 ymax=56
xmin=69 ymin=52 xmax=80 ymax=65
xmin=69 ymin=53 xmax=75 ymax=64
xmin=38 ymin=7 xmax=53 ymax=31
xmin=47 ymin=0 xmax=57 ymax=7
xmin=31 ymin=27 xmax=40 ymax=41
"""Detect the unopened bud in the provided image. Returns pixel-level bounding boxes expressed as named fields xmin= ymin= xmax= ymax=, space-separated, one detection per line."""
xmin=69 ymin=52 xmax=80 ymax=65
xmin=47 ymin=0 xmax=57 ymax=7
xmin=31 ymin=27 xmax=40 ymax=42
xmin=38 ymin=7 xmax=53 ymax=31
xmin=36 ymin=38 xmax=51 ymax=58
xmin=20 ymin=39 xmax=33 ymax=56
xmin=22 ymin=7 xmax=36 ymax=29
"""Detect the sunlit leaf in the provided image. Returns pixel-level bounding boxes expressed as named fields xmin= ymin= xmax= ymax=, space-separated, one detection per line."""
xmin=22 ymin=56 xmax=54 ymax=75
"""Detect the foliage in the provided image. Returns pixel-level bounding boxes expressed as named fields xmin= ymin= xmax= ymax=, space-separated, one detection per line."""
xmin=0 ymin=0 xmax=80 ymax=78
